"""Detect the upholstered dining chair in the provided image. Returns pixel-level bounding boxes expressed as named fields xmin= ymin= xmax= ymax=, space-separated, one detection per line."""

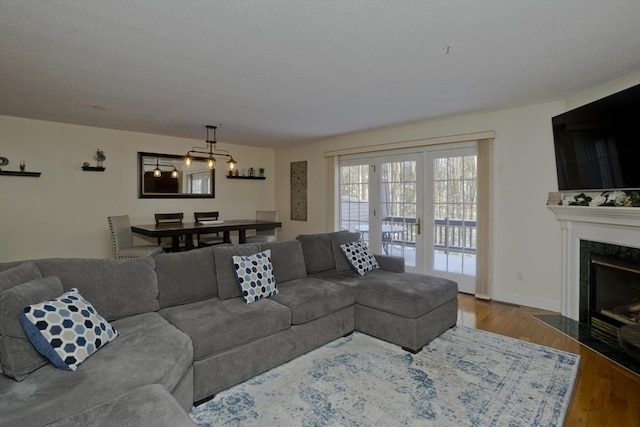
xmin=193 ymin=211 xmax=225 ymax=247
xmin=107 ymin=215 xmax=163 ymax=259
xmin=154 ymin=212 xmax=186 ymax=252
xmin=245 ymin=210 xmax=279 ymax=243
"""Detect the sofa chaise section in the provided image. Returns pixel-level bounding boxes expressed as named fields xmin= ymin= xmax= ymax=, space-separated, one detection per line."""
xmin=297 ymin=231 xmax=459 ymax=353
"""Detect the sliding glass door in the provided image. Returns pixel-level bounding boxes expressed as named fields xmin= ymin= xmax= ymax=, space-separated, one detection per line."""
xmin=339 ymin=154 xmax=422 ymax=273
xmin=425 ymin=147 xmax=477 ymax=293
xmin=338 ymin=144 xmax=477 ymax=292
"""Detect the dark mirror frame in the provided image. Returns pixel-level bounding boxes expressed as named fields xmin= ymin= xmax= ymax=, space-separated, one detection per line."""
xmin=138 ymin=151 xmax=215 ymax=199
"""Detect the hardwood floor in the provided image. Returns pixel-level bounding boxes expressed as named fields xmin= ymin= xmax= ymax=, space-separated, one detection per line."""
xmin=456 ymin=293 xmax=640 ymax=427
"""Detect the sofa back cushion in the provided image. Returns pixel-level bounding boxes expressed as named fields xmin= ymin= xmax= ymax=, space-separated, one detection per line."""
xmin=331 ymin=231 xmax=361 ymax=272
xmin=0 ymin=275 xmax=63 ymax=380
xmin=214 ymin=244 xmax=260 ymax=300
xmin=0 ymin=261 xmax=42 ymax=294
xmin=296 ymin=232 xmax=338 ymax=274
xmin=257 ymin=240 xmax=308 ymax=283
xmin=153 ymin=246 xmax=218 ymax=309
xmin=34 ymin=258 xmax=158 ymax=321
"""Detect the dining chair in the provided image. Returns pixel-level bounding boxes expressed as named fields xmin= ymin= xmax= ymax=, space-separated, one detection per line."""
xmin=154 ymin=212 xmax=186 ymax=252
xmin=193 ymin=211 xmax=225 ymax=247
xmin=107 ymin=215 xmax=163 ymax=258
xmin=245 ymin=210 xmax=279 ymax=243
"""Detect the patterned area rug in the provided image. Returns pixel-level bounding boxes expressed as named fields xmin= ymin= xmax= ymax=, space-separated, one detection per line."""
xmin=190 ymin=326 xmax=579 ymax=426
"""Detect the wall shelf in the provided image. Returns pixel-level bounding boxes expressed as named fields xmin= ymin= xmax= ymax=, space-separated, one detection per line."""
xmin=0 ymin=170 xmax=42 ymax=177
xmin=226 ymin=175 xmax=266 ymax=180
xmin=82 ymin=166 xmax=106 ymax=171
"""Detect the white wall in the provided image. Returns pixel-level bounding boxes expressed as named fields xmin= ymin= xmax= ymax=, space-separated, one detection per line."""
xmin=0 ymin=116 xmax=275 ymax=261
xmin=273 ymin=73 xmax=640 ymax=312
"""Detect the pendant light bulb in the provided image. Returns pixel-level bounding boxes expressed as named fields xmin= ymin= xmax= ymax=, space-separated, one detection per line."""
xmin=153 ymin=159 xmax=162 ymax=178
xmin=208 ymin=156 xmax=216 ymax=170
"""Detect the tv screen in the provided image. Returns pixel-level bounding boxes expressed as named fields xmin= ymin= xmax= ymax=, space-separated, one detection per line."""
xmin=552 ymin=84 xmax=640 ymax=191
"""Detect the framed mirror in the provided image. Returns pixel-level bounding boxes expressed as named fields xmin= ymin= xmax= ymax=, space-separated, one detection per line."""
xmin=138 ymin=152 xmax=215 ymax=198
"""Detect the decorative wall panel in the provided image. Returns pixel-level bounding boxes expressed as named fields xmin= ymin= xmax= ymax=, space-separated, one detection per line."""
xmin=290 ymin=161 xmax=308 ymax=221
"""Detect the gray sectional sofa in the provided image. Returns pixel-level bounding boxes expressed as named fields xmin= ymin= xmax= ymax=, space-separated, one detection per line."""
xmin=0 ymin=231 xmax=458 ymax=426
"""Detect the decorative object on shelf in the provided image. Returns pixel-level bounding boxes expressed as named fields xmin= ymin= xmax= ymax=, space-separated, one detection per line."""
xmin=248 ymin=167 xmax=255 ymax=177
xmin=19 ymin=160 xmax=25 ymax=172
xmin=546 ymin=192 xmax=562 ymax=206
xmin=0 ymin=156 xmax=8 ymax=167
xmin=290 ymin=161 xmax=308 ymax=221
xmin=94 ymin=149 xmax=106 ymax=168
xmin=183 ymin=125 xmax=238 ymax=173
xmin=234 ymin=168 xmax=239 ymax=176
xmin=561 ymin=190 xmax=640 ymax=207
xmin=259 ymin=168 xmax=265 ymax=177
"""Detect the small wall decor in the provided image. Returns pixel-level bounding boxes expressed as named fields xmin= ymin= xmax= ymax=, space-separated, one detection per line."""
xmin=94 ymin=149 xmax=106 ymax=168
xmin=290 ymin=160 xmax=308 ymax=221
xmin=0 ymin=157 xmax=41 ymax=177
xmin=83 ymin=149 xmax=106 ymax=171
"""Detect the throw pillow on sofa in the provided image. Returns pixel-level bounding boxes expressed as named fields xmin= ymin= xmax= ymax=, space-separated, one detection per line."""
xmin=331 ymin=231 xmax=362 ymax=272
xmin=20 ymin=287 xmax=118 ymax=372
xmin=232 ymin=250 xmax=278 ymax=304
xmin=215 ymin=244 xmax=261 ymax=300
xmin=340 ymin=240 xmax=380 ymax=276
xmin=0 ymin=275 xmax=62 ymax=381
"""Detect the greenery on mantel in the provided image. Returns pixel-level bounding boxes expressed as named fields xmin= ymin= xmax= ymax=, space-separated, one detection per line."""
xmin=560 ymin=190 xmax=640 ymax=207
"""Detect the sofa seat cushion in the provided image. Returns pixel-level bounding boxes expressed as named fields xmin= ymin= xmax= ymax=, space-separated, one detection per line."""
xmin=313 ymin=269 xmax=458 ymax=319
xmin=0 ymin=312 xmax=193 ymax=427
xmin=271 ymin=277 xmax=355 ymax=325
xmin=160 ymin=297 xmax=291 ymax=360
xmin=48 ymin=384 xmax=195 ymax=427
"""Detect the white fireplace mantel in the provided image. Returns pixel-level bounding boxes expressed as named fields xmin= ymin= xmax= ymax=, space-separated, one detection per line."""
xmin=548 ymin=206 xmax=640 ymax=321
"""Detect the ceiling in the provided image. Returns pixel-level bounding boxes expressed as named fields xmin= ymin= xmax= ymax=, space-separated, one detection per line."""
xmin=1 ymin=0 xmax=639 ymax=148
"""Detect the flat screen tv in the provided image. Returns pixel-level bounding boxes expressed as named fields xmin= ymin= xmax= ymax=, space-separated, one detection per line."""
xmin=552 ymin=84 xmax=640 ymax=191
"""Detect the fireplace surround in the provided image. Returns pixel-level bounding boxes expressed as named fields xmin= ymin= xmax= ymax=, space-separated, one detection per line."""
xmin=547 ymin=205 xmax=640 ymax=321
xmin=546 ymin=205 xmax=640 ymax=372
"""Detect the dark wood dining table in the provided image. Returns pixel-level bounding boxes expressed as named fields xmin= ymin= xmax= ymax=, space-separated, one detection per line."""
xmin=131 ymin=219 xmax=282 ymax=252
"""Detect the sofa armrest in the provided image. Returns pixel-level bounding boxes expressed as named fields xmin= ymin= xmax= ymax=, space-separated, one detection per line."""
xmin=374 ymin=254 xmax=405 ymax=273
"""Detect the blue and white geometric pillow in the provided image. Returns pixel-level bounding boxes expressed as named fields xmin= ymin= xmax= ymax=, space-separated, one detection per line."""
xmin=339 ymin=240 xmax=380 ymax=276
xmin=20 ymin=288 xmax=118 ymax=372
xmin=232 ymin=250 xmax=278 ymax=304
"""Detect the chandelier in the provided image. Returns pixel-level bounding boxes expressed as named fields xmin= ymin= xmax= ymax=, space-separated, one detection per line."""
xmin=184 ymin=125 xmax=238 ymax=171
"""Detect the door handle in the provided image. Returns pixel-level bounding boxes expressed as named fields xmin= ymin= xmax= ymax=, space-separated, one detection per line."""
xmin=416 ymin=218 xmax=421 ymax=235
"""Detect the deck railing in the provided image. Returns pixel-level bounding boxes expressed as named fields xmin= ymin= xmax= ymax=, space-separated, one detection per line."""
xmin=382 ymin=216 xmax=477 ymax=254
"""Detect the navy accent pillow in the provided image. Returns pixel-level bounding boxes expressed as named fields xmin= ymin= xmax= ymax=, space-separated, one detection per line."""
xmin=20 ymin=288 xmax=118 ymax=371
xmin=232 ymin=250 xmax=278 ymax=304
